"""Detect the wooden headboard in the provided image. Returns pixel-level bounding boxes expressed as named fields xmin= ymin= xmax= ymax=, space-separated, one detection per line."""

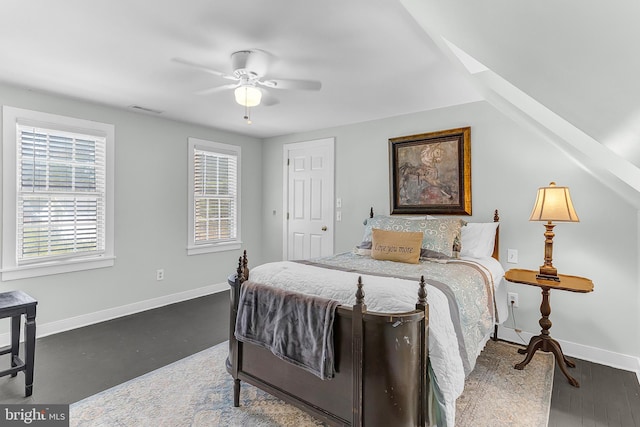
xmin=368 ymin=208 xmax=501 ymax=261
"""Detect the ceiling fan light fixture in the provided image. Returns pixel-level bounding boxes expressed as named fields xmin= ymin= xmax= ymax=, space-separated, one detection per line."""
xmin=234 ymin=85 xmax=262 ymax=107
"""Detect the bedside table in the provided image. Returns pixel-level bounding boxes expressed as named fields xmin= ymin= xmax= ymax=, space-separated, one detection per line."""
xmin=504 ymin=268 xmax=594 ymax=387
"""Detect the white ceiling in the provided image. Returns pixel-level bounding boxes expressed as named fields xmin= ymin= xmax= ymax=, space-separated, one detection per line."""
xmin=4 ymin=0 xmax=640 ymax=202
xmin=0 ymin=0 xmax=481 ymax=138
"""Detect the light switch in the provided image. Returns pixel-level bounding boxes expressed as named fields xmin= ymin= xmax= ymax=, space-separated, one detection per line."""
xmin=336 ymin=198 xmax=342 ymax=208
xmin=507 ymin=249 xmax=518 ymax=264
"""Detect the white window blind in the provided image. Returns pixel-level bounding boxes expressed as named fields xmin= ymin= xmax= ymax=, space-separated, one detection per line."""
xmin=16 ymin=124 xmax=106 ymax=263
xmin=193 ymin=147 xmax=238 ymax=244
xmin=187 ymin=137 xmax=241 ymax=255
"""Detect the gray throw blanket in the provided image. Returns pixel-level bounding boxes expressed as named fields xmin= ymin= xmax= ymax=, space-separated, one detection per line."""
xmin=234 ymin=280 xmax=340 ymax=380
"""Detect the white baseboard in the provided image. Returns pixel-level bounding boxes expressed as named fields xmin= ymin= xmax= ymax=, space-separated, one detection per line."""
xmin=498 ymin=326 xmax=640 ymax=385
xmin=0 ymin=282 xmax=228 ymax=347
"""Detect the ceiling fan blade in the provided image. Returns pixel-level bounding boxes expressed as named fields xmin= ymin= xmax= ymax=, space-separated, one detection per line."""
xmin=259 ymin=78 xmax=322 ymax=91
xmin=172 ymin=57 xmax=236 ymax=81
xmin=195 ymin=83 xmax=239 ymax=96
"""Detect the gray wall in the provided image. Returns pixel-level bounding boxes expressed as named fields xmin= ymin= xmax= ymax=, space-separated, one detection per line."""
xmin=262 ymin=101 xmax=639 ymax=360
xmin=0 ymin=83 xmax=263 ymax=326
xmin=1 ymin=82 xmax=637 ymax=365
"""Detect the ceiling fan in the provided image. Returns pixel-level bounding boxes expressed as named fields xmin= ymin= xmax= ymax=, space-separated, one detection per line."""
xmin=172 ymin=49 xmax=322 ymax=110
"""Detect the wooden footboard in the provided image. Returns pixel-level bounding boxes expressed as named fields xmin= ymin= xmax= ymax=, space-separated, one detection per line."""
xmin=226 ymin=252 xmax=430 ymax=426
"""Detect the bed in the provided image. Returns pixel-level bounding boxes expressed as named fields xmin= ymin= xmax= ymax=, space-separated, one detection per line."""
xmin=226 ymin=210 xmax=506 ymax=426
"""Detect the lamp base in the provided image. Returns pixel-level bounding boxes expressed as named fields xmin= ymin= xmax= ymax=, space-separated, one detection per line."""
xmin=536 ymin=273 xmax=561 ymax=282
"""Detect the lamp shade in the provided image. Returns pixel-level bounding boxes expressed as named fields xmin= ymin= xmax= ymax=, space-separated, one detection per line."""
xmin=529 ymin=182 xmax=579 ymax=222
xmin=234 ymin=85 xmax=262 ymax=107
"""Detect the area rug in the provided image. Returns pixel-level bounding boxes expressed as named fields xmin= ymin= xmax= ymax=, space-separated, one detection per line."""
xmin=70 ymin=340 xmax=553 ymax=427
xmin=455 ymin=340 xmax=553 ymax=427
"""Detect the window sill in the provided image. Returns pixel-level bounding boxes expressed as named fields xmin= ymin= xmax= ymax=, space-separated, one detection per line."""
xmin=1 ymin=256 xmax=115 ymax=281
xmin=187 ymin=241 xmax=242 ymax=256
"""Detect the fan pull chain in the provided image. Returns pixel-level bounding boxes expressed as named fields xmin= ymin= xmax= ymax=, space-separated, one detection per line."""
xmin=243 ymin=92 xmax=252 ymax=124
xmin=244 ymin=104 xmax=252 ymax=125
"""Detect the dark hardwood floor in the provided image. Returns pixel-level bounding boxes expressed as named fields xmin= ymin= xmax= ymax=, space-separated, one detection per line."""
xmin=549 ymin=354 xmax=640 ymax=427
xmin=1 ymin=291 xmax=638 ymax=426
xmin=0 ymin=292 xmax=228 ymax=405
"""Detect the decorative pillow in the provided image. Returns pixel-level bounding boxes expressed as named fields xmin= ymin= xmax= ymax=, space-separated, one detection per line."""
xmin=421 ymin=218 xmax=464 ymax=258
xmin=371 ymin=229 xmax=423 ymax=264
xmin=460 ymin=222 xmax=499 ymax=258
xmin=361 ymin=215 xmax=425 ymax=243
xmin=360 ymin=215 xmax=464 ymax=258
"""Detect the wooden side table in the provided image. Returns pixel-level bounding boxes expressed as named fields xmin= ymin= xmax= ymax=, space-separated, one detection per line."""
xmin=504 ymin=269 xmax=593 ymax=387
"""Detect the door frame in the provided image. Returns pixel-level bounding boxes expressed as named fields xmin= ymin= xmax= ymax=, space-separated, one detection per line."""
xmin=282 ymin=137 xmax=335 ymax=260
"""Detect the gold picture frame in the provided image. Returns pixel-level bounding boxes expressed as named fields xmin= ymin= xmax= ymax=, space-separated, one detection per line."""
xmin=389 ymin=127 xmax=471 ymax=215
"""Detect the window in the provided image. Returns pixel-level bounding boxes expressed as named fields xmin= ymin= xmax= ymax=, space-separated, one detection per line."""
xmin=187 ymin=138 xmax=241 ymax=255
xmin=2 ymin=107 xmax=115 ymax=280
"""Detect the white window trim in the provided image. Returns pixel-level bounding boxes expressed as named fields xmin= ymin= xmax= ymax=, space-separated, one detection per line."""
xmin=1 ymin=106 xmax=115 ymax=281
xmin=187 ymin=137 xmax=241 ymax=255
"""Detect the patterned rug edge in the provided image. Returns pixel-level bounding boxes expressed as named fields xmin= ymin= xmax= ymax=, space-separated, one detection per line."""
xmin=71 ymin=340 xmax=554 ymax=427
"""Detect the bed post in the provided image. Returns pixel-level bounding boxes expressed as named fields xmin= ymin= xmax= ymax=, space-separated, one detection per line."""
xmin=492 ymin=209 xmax=500 ymax=260
xmin=229 ymin=255 xmax=245 ymax=407
xmin=242 ymin=250 xmax=249 ymax=282
xmin=416 ymin=276 xmax=430 ymax=427
xmin=493 ymin=209 xmax=500 ymax=342
xmin=352 ymin=276 xmax=366 ymax=427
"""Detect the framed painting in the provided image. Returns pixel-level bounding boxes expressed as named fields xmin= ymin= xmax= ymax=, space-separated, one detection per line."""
xmin=389 ymin=127 xmax=471 ymax=215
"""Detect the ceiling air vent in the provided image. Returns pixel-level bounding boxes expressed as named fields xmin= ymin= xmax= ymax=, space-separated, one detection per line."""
xmin=128 ymin=105 xmax=163 ymax=114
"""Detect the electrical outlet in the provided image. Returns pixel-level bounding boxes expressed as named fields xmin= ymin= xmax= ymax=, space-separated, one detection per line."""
xmin=507 ymin=248 xmax=518 ymax=264
xmin=508 ymin=292 xmax=519 ymax=308
xmin=156 ymin=269 xmax=164 ymax=281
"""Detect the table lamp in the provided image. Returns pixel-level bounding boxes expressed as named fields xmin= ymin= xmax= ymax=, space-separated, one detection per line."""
xmin=529 ymin=182 xmax=579 ymax=281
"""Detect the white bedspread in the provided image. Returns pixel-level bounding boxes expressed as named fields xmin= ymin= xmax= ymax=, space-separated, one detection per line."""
xmin=248 ymin=255 xmax=505 ymax=427
xmin=461 ymin=255 xmax=509 ymax=324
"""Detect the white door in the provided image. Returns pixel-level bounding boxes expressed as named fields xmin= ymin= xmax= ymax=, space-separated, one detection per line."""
xmin=283 ymin=138 xmax=335 ymax=260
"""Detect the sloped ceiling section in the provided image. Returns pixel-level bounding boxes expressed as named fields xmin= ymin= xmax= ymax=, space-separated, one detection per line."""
xmin=401 ymin=0 xmax=640 ymax=209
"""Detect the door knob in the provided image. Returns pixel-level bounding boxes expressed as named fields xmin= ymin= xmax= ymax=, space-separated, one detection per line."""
xmin=321 ymin=226 xmax=328 ymax=231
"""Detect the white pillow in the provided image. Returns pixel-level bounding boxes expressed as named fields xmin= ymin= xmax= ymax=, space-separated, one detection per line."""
xmin=460 ymin=222 xmax=499 ymax=258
